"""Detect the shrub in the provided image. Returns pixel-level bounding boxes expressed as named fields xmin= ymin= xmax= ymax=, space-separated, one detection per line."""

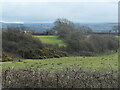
xmin=2 ymin=53 xmax=14 ymax=62
xmin=2 ymin=26 xmax=43 ymax=58
xmin=88 ymin=35 xmax=118 ymax=53
xmin=38 ymin=48 xmax=68 ymax=59
xmin=17 ymin=48 xmax=67 ymax=59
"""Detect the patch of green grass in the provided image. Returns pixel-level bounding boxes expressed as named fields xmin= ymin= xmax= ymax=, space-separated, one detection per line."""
xmin=2 ymin=53 xmax=118 ymax=71
xmin=33 ymin=35 xmax=67 ymax=47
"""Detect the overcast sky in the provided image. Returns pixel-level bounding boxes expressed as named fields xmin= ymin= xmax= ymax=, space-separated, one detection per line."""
xmin=1 ymin=1 xmax=118 ymax=23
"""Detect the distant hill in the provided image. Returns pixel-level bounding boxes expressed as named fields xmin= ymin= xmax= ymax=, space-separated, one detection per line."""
xmin=1 ymin=22 xmax=117 ymax=33
xmin=79 ymin=23 xmax=118 ymax=32
xmin=1 ymin=22 xmax=54 ymax=33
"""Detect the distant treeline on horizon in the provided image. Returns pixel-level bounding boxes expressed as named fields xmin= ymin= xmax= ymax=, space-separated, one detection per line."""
xmin=1 ymin=22 xmax=118 ymax=33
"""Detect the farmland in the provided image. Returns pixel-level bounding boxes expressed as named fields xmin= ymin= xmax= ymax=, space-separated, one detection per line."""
xmin=33 ymin=35 xmax=67 ymax=47
xmin=2 ymin=34 xmax=119 ymax=88
xmin=2 ymin=25 xmax=119 ymax=88
xmin=2 ymin=52 xmax=118 ymax=71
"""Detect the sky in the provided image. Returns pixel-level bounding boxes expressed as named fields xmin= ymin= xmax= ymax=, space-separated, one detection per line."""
xmin=0 ymin=0 xmax=119 ymax=23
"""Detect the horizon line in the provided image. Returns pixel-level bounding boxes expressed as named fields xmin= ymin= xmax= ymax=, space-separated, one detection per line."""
xmin=0 ymin=20 xmax=118 ymax=24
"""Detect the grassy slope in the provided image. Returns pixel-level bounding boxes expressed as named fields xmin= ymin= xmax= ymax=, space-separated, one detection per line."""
xmin=2 ymin=52 xmax=118 ymax=71
xmin=33 ymin=35 xmax=66 ymax=46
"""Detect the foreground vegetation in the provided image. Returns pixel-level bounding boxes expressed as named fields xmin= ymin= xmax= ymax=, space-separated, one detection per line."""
xmin=2 ymin=67 xmax=118 ymax=88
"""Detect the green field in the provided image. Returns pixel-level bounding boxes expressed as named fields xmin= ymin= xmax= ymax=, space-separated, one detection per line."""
xmin=34 ymin=35 xmax=67 ymax=46
xmin=2 ymin=52 xmax=118 ymax=71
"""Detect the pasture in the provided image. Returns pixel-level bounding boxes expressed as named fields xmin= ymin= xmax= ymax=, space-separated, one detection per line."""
xmin=2 ymin=52 xmax=118 ymax=71
xmin=33 ymin=35 xmax=67 ymax=46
